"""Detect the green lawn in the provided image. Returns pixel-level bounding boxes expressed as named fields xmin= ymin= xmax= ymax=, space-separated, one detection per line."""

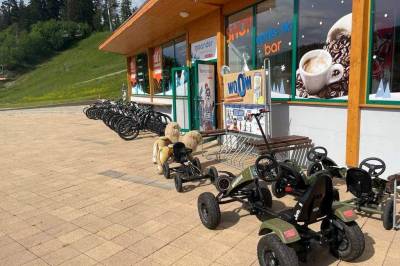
xmin=0 ymin=32 xmax=126 ymax=108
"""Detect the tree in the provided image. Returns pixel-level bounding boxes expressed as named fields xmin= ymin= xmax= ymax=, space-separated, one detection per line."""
xmin=28 ymin=0 xmax=48 ymax=23
xmin=103 ymin=0 xmax=119 ymax=31
xmin=92 ymin=0 xmax=103 ymax=31
xmin=120 ymin=0 xmax=132 ymax=22
xmin=63 ymin=0 xmax=95 ymax=27
xmin=46 ymin=0 xmax=63 ymax=20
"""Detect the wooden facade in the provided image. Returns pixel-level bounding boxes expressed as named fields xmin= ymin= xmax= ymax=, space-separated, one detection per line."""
xmin=100 ymin=0 xmax=398 ymax=167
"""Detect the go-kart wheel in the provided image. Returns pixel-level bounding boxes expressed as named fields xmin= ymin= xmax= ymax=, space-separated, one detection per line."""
xmin=307 ymin=162 xmax=323 ymax=176
xmin=333 ymin=189 xmax=340 ymax=201
xmin=257 ymin=234 xmax=299 ymax=266
xmin=382 ymin=198 xmax=394 ymax=230
xmin=197 ymin=192 xmax=221 ymax=229
xmin=174 ymin=176 xmax=183 ymax=193
xmin=162 ymin=162 xmax=170 ymax=179
xmin=255 ymin=154 xmax=279 ymax=180
xmin=271 ymin=180 xmax=286 ymax=198
xmin=206 ymin=166 xmax=218 ymax=183
xmin=192 ymin=157 xmax=202 ymax=173
xmin=324 ymin=219 xmax=365 ymax=261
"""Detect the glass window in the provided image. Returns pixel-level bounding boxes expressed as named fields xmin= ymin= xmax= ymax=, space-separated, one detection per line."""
xmin=152 ymin=47 xmax=163 ymax=95
xmin=256 ymin=0 xmax=293 ymax=99
xmin=369 ymin=0 xmax=400 ymax=102
xmin=296 ymin=0 xmax=352 ymax=100
xmin=175 ymin=37 xmax=187 ymax=67
xmin=135 ymin=53 xmax=150 ymax=94
xmin=162 ymin=42 xmax=175 ymax=95
xmin=226 ymin=8 xmax=253 ymax=73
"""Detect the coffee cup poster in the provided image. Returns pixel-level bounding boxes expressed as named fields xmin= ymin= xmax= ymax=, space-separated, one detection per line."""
xmin=296 ymin=12 xmax=352 ymax=100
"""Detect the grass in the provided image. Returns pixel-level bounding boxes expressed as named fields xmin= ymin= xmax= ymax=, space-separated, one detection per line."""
xmin=0 ymin=32 xmax=126 ymax=109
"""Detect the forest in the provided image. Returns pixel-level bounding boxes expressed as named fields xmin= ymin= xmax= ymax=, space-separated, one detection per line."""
xmin=0 ymin=0 xmax=137 ymax=71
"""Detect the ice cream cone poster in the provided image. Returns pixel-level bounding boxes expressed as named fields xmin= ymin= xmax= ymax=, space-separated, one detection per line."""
xmin=129 ymin=57 xmax=137 ymax=86
xmin=223 ymin=70 xmax=266 ymax=105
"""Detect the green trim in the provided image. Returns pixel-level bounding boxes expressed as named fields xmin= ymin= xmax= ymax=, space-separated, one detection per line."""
xmin=291 ymin=98 xmax=348 ymax=104
xmin=171 ymin=66 xmax=192 ymax=131
xmin=272 ymin=98 xmax=291 ymax=101
xmin=291 ymin=0 xmax=299 ymax=101
xmin=368 ymin=100 xmax=400 ymax=105
xmin=366 ymin=0 xmax=375 ymax=104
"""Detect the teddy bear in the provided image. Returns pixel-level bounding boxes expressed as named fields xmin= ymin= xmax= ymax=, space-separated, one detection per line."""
xmin=152 ymin=122 xmax=203 ymax=174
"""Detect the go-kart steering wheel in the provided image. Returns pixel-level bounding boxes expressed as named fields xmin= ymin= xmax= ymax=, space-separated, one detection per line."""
xmin=307 ymin=146 xmax=328 ymax=163
xmin=255 ymin=154 xmax=279 ymax=179
xmin=359 ymin=157 xmax=386 ymax=177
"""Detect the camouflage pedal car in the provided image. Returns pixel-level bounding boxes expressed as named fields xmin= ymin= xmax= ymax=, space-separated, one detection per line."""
xmin=197 ymin=154 xmax=279 ymax=229
xmin=257 ymin=173 xmax=365 ymax=265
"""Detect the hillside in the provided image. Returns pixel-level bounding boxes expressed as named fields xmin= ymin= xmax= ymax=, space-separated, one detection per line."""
xmin=0 ymin=32 xmax=126 ymax=108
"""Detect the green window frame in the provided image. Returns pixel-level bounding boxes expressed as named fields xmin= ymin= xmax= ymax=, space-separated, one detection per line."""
xmin=224 ymin=0 xmax=352 ymax=104
xmin=366 ymin=0 xmax=400 ymax=105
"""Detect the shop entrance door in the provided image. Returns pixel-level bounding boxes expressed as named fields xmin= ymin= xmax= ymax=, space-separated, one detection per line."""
xmin=193 ymin=60 xmax=217 ymax=131
xmin=171 ymin=67 xmax=191 ymax=132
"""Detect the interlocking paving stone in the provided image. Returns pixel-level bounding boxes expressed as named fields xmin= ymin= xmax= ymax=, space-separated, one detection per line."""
xmin=0 ymin=105 xmax=398 ymax=266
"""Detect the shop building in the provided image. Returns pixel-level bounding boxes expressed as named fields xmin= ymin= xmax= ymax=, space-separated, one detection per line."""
xmin=100 ymin=0 xmax=400 ymax=173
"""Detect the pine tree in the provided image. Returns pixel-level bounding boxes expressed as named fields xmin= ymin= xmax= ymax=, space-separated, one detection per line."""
xmin=120 ymin=0 xmax=132 ymax=22
xmin=103 ymin=0 xmax=119 ymax=31
xmin=29 ymin=0 xmax=48 ymax=23
xmin=63 ymin=0 xmax=95 ymax=27
xmin=92 ymin=0 xmax=104 ymax=31
xmin=46 ymin=0 xmax=63 ymax=19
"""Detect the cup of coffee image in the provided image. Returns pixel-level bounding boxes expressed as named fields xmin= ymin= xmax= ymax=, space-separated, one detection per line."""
xmin=299 ymin=49 xmax=344 ymax=94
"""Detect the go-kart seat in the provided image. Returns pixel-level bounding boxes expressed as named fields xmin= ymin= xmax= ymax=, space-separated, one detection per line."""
xmin=346 ymin=168 xmax=373 ymax=198
xmin=279 ymin=162 xmax=308 ymax=189
xmin=279 ymin=173 xmax=334 ymax=224
xmin=173 ymin=142 xmax=191 ymax=164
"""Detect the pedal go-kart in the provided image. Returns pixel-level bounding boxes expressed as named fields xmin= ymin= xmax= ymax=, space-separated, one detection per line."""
xmin=273 ymin=145 xmax=397 ymax=230
xmin=257 ymin=173 xmax=365 ymax=265
xmin=197 ymin=110 xmax=281 ymax=228
xmin=271 ymin=146 xmax=343 ymax=201
xmin=197 ymin=154 xmax=278 ymax=229
xmin=163 ymin=142 xmax=218 ymax=193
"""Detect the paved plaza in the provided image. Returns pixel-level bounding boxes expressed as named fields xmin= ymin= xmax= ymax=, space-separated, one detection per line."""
xmin=0 ymin=106 xmax=398 ymax=266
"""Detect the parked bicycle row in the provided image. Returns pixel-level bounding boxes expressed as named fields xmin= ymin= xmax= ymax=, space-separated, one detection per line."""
xmin=83 ymin=99 xmax=171 ymax=140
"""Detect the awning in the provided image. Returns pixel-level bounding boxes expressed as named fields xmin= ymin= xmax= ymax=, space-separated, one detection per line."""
xmin=99 ymin=0 xmax=230 ymax=55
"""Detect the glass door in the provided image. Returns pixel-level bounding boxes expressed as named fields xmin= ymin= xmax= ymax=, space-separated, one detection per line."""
xmin=193 ymin=60 xmax=217 ymax=131
xmin=172 ymin=67 xmax=191 ymax=132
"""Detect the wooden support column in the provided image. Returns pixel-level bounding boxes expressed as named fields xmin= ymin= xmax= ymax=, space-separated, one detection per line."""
xmin=216 ymin=7 xmax=225 ymax=129
xmin=346 ymin=0 xmax=371 ymax=167
xmin=147 ymin=48 xmax=154 ymax=102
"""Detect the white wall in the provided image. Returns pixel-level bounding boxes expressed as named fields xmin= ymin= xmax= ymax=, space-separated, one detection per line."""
xmin=271 ymin=104 xmax=348 ymax=166
xmin=360 ymin=109 xmax=400 ymax=175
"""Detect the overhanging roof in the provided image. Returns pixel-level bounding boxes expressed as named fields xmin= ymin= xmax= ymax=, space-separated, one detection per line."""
xmin=99 ymin=0 xmax=230 ymax=55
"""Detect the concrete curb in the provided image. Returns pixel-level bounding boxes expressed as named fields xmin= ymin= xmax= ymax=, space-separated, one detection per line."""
xmin=0 ymin=100 xmax=98 ymax=112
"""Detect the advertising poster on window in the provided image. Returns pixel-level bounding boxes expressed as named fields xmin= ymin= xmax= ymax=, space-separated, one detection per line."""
xmin=223 ymin=70 xmax=266 ymax=105
xmin=198 ymin=64 xmax=216 ymax=131
xmin=256 ymin=0 xmax=293 ymax=99
xmin=191 ymin=36 xmax=217 ymax=61
xmin=129 ymin=57 xmax=137 ymax=86
xmin=296 ymin=1 xmax=352 ymax=100
xmin=153 ymin=46 xmax=162 ymax=91
xmin=224 ymin=104 xmax=265 ymax=136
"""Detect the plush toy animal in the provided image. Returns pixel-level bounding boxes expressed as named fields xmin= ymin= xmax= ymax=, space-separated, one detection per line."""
xmin=152 ymin=122 xmax=181 ymax=165
xmin=152 ymin=123 xmax=203 ymax=174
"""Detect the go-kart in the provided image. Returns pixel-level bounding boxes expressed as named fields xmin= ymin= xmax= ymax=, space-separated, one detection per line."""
xmin=257 ymin=173 xmax=365 ymax=265
xmin=271 ymin=146 xmax=343 ymax=201
xmin=197 ymin=110 xmax=279 ymax=228
xmin=338 ymin=157 xmax=396 ymax=230
xmin=197 ymin=153 xmax=278 ymax=229
xmin=162 ymin=142 xmax=218 ymax=193
xmin=272 ymin=145 xmax=397 ymax=230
